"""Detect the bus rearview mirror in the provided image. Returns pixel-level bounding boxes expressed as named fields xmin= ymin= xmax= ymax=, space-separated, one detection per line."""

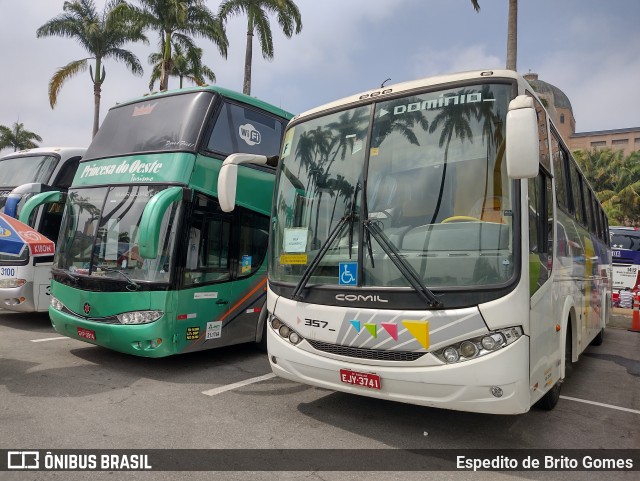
xmin=218 ymin=153 xmax=270 ymax=212
xmin=506 ymin=95 xmax=539 ymax=179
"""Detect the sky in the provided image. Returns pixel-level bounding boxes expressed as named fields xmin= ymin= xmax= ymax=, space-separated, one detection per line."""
xmin=1 ymin=0 xmax=639 ymax=154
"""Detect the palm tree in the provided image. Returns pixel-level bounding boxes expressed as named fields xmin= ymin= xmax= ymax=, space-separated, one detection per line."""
xmin=126 ymin=0 xmax=228 ymax=92
xmin=371 ymin=97 xmax=430 ymax=149
xmin=575 ymin=148 xmax=640 ymax=225
xmin=37 ymin=0 xmax=148 ymax=138
xmin=473 ymin=0 xmax=517 ymax=70
xmin=505 ymin=0 xmax=518 ymax=70
xmin=427 ymin=89 xmax=478 ymax=224
xmin=218 ymin=0 xmax=303 ymax=96
xmin=0 ymin=122 xmax=43 ymax=152
xmin=148 ymin=41 xmax=216 ymax=90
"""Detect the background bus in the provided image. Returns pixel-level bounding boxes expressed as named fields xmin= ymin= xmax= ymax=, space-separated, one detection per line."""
xmin=0 ymin=147 xmax=84 ymax=312
xmin=609 ymin=226 xmax=640 ymax=306
xmin=219 ymin=70 xmax=611 ymax=414
xmin=44 ymin=86 xmax=291 ymax=357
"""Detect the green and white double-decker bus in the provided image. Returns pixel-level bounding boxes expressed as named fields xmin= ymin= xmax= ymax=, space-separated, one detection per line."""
xmin=42 ymin=86 xmax=291 ymax=357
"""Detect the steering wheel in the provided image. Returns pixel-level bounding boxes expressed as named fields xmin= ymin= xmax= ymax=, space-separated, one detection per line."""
xmin=440 ymin=215 xmax=482 ymax=224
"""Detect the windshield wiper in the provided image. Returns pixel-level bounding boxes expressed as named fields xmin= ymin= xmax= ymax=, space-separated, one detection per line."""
xmin=291 ymin=214 xmax=352 ymax=300
xmin=95 ymin=265 xmax=140 ymax=291
xmin=292 ymin=181 xmax=361 ymax=301
xmin=364 ymin=220 xmax=443 ymax=308
xmin=359 ymin=176 xmax=441 ymax=308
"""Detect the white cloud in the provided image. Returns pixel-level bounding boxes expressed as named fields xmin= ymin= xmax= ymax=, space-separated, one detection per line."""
xmin=535 ymin=12 xmax=640 ymax=132
xmin=411 ymin=44 xmax=502 ymax=79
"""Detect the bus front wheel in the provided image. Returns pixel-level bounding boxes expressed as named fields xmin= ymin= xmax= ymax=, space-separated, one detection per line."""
xmin=256 ymin=304 xmax=268 ymax=352
xmin=535 ymin=380 xmax=561 ymax=410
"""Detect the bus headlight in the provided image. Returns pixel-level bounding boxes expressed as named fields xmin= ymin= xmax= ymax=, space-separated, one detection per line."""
xmin=50 ymin=296 xmax=64 ymax=311
xmin=117 ymin=310 xmax=164 ymax=325
xmin=288 ymin=332 xmax=302 ymax=345
xmin=434 ymin=326 xmax=523 ymax=364
xmin=442 ymin=347 xmax=460 ymax=363
xmin=0 ymin=278 xmax=26 ymax=288
xmin=481 ymin=333 xmax=504 ymax=351
xmin=270 ymin=316 xmax=304 ymax=346
xmin=459 ymin=341 xmax=479 ymax=359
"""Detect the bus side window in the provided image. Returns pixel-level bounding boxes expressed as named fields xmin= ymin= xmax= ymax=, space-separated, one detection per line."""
xmin=551 ymin=130 xmax=569 ymax=212
xmin=235 ymin=208 xmax=269 ymax=278
xmin=529 ymin=171 xmax=553 ymax=293
xmin=53 ymin=157 xmax=81 ymax=189
xmin=184 ymin=195 xmax=232 ymax=285
xmin=205 ymin=101 xmax=284 ymax=158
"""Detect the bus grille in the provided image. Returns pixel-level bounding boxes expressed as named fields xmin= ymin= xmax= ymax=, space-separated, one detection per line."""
xmin=307 ymin=340 xmax=426 ymax=362
xmin=61 ymin=306 xmax=120 ymax=324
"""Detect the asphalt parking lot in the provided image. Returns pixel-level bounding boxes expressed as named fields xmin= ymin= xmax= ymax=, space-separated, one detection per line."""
xmin=0 ymin=309 xmax=638 ymax=481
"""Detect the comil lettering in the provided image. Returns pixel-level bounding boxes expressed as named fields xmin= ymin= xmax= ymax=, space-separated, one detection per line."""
xmin=336 ymin=294 xmax=389 ymax=303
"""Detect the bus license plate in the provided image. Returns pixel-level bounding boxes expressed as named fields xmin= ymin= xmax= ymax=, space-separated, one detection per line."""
xmin=339 ymin=369 xmax=381 ymax=390
xmin=77 ymin=327 xmax=96 ymax=341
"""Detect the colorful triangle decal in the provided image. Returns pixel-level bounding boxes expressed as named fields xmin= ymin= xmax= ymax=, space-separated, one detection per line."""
xmin=401 ymin=320 xmax=430 ymax=348
xmin=364 ymin=323 xmax=377 ymax=338
xmin=381 ymin=322 xmax=398 ymax=341
xmin=349 ymin=320 xmax=361 ymax=332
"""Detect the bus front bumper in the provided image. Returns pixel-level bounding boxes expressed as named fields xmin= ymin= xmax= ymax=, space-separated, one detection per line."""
xmin=268 ymin=327 xmax=531 ymax=415
xmin=49 ymin=307 xmax=174 ymax=358
xmin=0 ymin=283 xmax=37 ymax=312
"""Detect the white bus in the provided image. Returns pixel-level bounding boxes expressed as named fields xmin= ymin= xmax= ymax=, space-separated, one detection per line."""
xmin=218 ymin=70 xmax=611 ymax=414
xmin=609 ymin=226 xmax=640 ymax=306
xmin=0 ymin=147 xmax=85 ymax=312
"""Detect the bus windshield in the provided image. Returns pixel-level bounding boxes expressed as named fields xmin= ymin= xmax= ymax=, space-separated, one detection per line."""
xmin=0 ymin=155 xmax=58 ymax=189
xmin=84 ymin=91 xmax=214 ymax=160
xmin=54 ymin=186 xmax=179 ymax=283
xmin=611 ymin=228 xmax=640 ymax=251
xmin=271 ymin=83 xmax=514 ymax=289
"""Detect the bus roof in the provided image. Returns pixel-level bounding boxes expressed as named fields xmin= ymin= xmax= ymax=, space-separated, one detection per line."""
xmin=0 ymin=147 xmax=86 ymax=161
xmin=113 ymin=85 xmax=293 ymax=121
xmin=292 ymin=69 xmax=528 ymax=121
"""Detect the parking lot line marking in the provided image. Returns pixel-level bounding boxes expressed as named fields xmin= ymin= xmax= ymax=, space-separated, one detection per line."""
xmin=202 ymin=373 xmax=276 ymax=396
xmin=560 ymin=395 xmax=640 ymax=415
xmin=30 ymin=336 xmax=67 ymax=343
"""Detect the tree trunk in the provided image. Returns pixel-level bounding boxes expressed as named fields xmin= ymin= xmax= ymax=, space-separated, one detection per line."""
xmin=160 ymin=31 xmax=172 ymax=91
xmin=506 ymin=0 xmax=518 ymax=71
xmin=92 ymin=58 xmax=102 ymax=138
xmin=93 ymin=81 xmax=101 ymax=138
xmin=243 ymin=19 xmax=254 ymax=96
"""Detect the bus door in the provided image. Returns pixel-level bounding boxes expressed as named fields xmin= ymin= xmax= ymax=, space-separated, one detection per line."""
xmin=19 ymin=191 xmax=67 ymax=310
xmin=227 ymin=207 xmax=270 ymax=344
xmin=176 ymin=194 xmax=239 ymax=352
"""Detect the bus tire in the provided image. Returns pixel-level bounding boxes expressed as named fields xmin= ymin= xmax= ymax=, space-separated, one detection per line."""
xmin=535 ymin=380 xmax=561 ymax=410
xmin=564 ymin=322 xmax=573 ymax=377
xmin=256 ymin=304 xmax=268 ymax=352
xmin=590 ymin=328 xmax=604 ymax=346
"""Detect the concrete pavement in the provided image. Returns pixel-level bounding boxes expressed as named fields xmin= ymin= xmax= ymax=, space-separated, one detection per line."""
xmin=610 ymin=307 xmax=637 ymax=330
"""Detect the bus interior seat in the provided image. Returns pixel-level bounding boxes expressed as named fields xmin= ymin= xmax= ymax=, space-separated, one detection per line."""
xmin=470 ymin=196 xmax=507 ymax=224
xmin=397 ymin=167 xmax=449 ymax=226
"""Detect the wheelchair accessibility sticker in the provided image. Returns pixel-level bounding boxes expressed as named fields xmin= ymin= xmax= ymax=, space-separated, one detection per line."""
xmin=339 ymin=262 xmax=358 ymax=286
